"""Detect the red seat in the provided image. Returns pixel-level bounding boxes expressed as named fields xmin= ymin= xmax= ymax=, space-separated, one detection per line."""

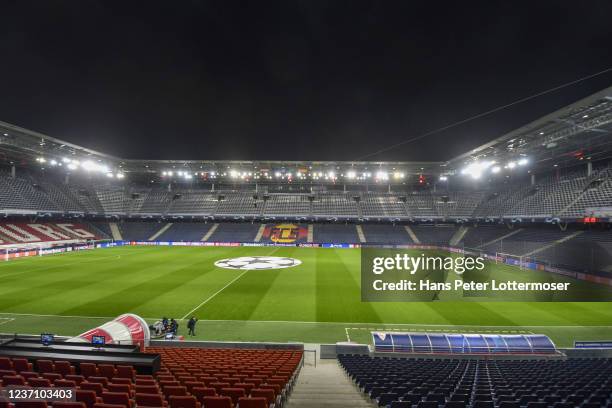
xmin=98 ymin=365 xmax=116 ymax=380
xmin=3 ymin=375 xmax=26 ymax=385
xmin=115 ymin=366 xmax=134 ymax=380
xmin=14 ymin=402 xmax=48 ymax=408
xmin=259 ymin=384 xmax=280 ymax=396
xmin=111 ymin=378 xmax=133 ymax=385
xmin=191 ymin=387 xmax=217 ymax=402
xmin=80 ymin=363 xmax=98 ymax=378
xmin=55 ymin=379 xmax=78 ymax=388
xmin=219 ymin=388 xmax=244 ymax=406
xmin=55 ymin=361 xmax=76 ymax=376
xmin=42 ymin=373 xmax=62 ymax=382
xmin=36 ymin=360 xmax=54 ymax=374
xmin=233 ymin=383 xmax=255 ymax=395
xmin=184 ymin=381 xmax=205 ymax=392
xmin=164 ymin=386 xmax=188 ymax=398
xmin=92 ymin=405 xmax=125 ymax=408
xmin=169 ymin=396 xmax=200 ymax=408
xmin=0 ymin=357 xmax=12 ymax=370
xmin=201 ymin=396 xmax=232 ymax=408
xmin=28 ymin=377 xmax=51 ymax=387
xmin=134 ymin=385 xmax=159 ymax=395
xmin=0 ymin=368 xmax=16 ymax=376
xmin=107 ymin=383 xmax=132 ymax=396
xmin=76 ymin=390 xmax=102 ymax=408
xmin=66 ymin=374 xmax=86 ymax=385
xmin=159 ymin=380 xmax=181 ymax=388
xmin=135 ymin=379 xmax=157 ymax=387
xmin=20 ymin=372 xmax=39 ymax=381
xmin=134 ymin=393 xmax=167 ymax=407
xmin=236 ymin=397 xmax=267 ymax=408
xmin=101 ymin=392 xmax=134 ymax=408
xmin=80 ymin=382 xmax=105 ymax=397
xmin=88 ymin=377 xmax=109 ymax=387
xmin=12 ymin=358 xmax=32 ymax=373
xmin=250 ymin=389 xmax=274 ymax=406
xmin=208 ymin=383 xmax=230 ymax=393
xmin=53 ymin=403 xmax=87 ymax=408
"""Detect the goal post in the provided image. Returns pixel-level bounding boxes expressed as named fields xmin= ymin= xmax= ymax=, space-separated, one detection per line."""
xmin=495 ymin=252 xmax=526 ymax=270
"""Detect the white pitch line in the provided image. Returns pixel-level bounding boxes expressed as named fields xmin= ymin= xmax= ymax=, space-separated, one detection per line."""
xmin=0 ymin=318 xmax=15 ymax=326
xmin=180 ymin=270 xmax=250 ymax=320
xmin=0 ymin=312 xmax=610 ymax=330
xmin=345 ymin=327 xmax=351 ymax=342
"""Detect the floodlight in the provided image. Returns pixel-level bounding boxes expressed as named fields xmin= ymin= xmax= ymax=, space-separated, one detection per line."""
xmin=491 ymin=166 xmax=501 ymax=173
xmin=507 ymin=161 xmax=516 ymax=169
xmin=518 ymin=158 xmax=528 ymax=166
xmin=439 ymin=176 xmax=448 ymax=181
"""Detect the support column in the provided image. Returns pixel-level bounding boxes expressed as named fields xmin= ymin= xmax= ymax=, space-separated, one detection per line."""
xmin=587 ymin=161 xmax=592 ymax=177
xmin=11 ymin=165 xmax=16 ymax=178
xmin=531 ymin=174 xmax=535 ymax=186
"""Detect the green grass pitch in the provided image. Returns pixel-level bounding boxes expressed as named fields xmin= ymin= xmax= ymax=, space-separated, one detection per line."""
xmin=0 ymin=245 xmax=610 ymax=347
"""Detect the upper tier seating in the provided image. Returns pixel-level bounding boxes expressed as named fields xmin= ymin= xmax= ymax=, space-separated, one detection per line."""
xmin=339 ymin=354 xmax=612 ymax=408
xmin=1 ymin=164 xmax=611 ymax=219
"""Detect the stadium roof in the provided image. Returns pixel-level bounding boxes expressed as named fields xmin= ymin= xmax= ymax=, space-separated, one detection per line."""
xmin=446 ymin=85 xmax=612 ymax=172
xmin=1 ymin=85 xmax=611 ymax=182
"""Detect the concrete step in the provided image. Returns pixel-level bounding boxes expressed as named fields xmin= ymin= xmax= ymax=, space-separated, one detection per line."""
xmin=286 ymin=360 xmax=374 ymax=408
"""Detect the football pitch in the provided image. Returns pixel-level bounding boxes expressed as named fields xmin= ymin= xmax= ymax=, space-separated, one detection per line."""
xmin=0 ymin=245 xmax=611 ymax=347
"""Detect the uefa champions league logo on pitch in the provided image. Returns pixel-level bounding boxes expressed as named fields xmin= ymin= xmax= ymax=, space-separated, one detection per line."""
xmin=214 ymin=256 xmax=302 ymax=270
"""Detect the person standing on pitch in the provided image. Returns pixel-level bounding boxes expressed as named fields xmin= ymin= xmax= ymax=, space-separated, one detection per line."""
xmin=187 ymin=317 xmax=198 ymax=336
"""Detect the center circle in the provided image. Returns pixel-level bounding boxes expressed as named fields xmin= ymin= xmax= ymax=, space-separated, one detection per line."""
xmin=214 ymin=256 xmax=302 ymax=270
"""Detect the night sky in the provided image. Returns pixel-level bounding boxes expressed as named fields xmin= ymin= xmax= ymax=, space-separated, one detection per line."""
xmin=1 ymin=1 xmax=611 ymax=162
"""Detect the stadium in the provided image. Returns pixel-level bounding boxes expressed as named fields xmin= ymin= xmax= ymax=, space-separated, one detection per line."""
xmin=1 ymin=3 xmax=612 ymax=408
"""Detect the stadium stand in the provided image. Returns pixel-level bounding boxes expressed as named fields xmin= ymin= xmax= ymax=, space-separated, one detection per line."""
xmin=0 ymin=348 xmax=302 ymax=408
xmin=361 ymin=224 xmax=413 ymax=244
xmin=156 ymin=222 xmax=214 ymax=242
xmin=313 ymin=224 xmax=359 ymax=243
xmin=1 ymin=164 xmax=612 ymax=220
xmin=411 ymin=225 xmax=456 ymax=245
xmin=0 ymin=222 xmax=98 ymax=244
xmin=118 ymin=221 xmax=165 ymax=241
xmin=339 ymin=354 xmax=612 ymax=408
xmin=207 ymin=223 xmax=261 ymax=243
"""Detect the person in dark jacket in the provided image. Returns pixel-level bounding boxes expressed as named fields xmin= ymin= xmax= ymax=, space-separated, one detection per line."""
xmin=187 ymin=317 xmax=198 ymax=336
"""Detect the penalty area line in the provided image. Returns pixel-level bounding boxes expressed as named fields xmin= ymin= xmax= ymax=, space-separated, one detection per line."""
xmin=180 ymin=270 xmax=250 ymax=321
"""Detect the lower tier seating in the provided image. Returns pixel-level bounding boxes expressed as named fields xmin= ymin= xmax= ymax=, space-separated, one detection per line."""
xmin=339 ymin=354 xmax=612 ymax=408
xmin=0 ymin=347 xmax=303 ymax=408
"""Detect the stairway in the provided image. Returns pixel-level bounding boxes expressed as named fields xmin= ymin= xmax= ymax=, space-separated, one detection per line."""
xmin=109 ymin=222 xmax=123 ymax=241
xmin=286 ymin=359 xmax=374 ymax=408
xmin=149 ymin=223 xmax=173 ymax=241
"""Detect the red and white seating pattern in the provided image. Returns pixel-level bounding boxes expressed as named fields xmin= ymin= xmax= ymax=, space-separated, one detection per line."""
xmin=0 ymin=223 xmax=98 ymax=245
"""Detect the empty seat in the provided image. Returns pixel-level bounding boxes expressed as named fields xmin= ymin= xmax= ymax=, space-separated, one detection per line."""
xmin=200 ymin=396 xmax=232 ymax=408
xmin=12 ymin=358 xmax=33 ymax=373
xmin=98 ymin=365 xmax=117 ymax=380
xmin=236 ymin=397 xmax=267 ymax=408
xmin=55 ymin=361 xmax=76 ymax=376
xmin=134 ymin=393 xmax=167 ymax=407
xmin=80 ymin=363 xmax=98 ymax=378
xmin=36 ymin=360 xmax=54 ymax=374
xmin=101 ymin=392 xmax=133 ymax=408
xmin=76 ymin=390 xmax=102 ymax=408
xmin=169 ymin=396 xmax=201 ymax=408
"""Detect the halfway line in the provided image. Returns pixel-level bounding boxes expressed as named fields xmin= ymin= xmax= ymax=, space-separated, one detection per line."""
xmin=180 ymin=270 xmax=249 ymax=320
